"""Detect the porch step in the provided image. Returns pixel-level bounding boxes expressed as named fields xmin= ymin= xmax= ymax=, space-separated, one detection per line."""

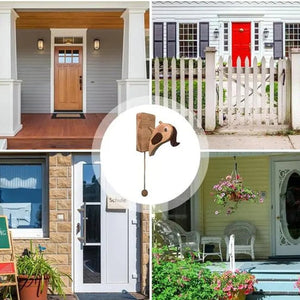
xmin=247 ymin=294 xmax=300 ymax=299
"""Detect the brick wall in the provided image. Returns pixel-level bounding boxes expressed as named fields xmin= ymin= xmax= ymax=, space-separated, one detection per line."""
xmin=11 ymin=153 xmax=72 ymax=293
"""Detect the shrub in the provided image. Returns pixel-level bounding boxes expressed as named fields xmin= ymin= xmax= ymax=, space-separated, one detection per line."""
xmin=152 ymin=246 xmax=222 ymax=300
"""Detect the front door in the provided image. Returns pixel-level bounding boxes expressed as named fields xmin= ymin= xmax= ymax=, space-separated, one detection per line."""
xmin=73 ymin=155 xmax=139 ymax=293
xmin=232 ymin=22 xmax=251 ymax=67
xmin=274 ymin=160 xmax=300 ymax=255
xmin=54 ymin=46 xmax=83 ymax=111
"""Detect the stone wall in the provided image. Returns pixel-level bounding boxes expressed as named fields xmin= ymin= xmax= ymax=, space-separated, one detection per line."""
xmin=141 ymin=207 xmax=150 ymax=296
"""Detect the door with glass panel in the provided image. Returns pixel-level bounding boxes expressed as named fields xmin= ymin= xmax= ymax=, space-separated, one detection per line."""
xmin=54 ymin=46 xmax=83 ymax=111
xmin=73 ymin=155 xmax=139 ymax=292
xmin=273 ymin=160 xmax=300 ymax=255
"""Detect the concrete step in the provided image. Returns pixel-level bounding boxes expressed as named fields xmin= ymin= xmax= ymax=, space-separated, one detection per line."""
xmin=255 ymin=280 xmax=298 ymax=293
xmin=247 ymin=294 xmax=300 ymax=299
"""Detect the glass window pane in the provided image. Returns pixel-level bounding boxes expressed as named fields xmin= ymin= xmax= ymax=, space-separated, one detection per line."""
xmin=74 ymin=37 xmax=83 ymax=44
xmin=0 ymin=165 xmax=43 ymax=229
xmin=73 ymin=57 xmax=79 ymax=63
xmin=83 ymin=164 xmax=100 ymax=203
xmin=58 ymin=57 xmax=65 ymax=63
xmin=58 ymin=50 xmax=65 ymax=56
xmin=63 ymin=37 xmax=73 ymax=44
xmin=65 ymin=50 xmax=72 ymax=56
xmin=83 ymin=246 xmax=101 ymax=283
xmin=65 ymin=57 xmax=72 ymax=63
xmin=86 ymin=205 xmax=100 ymax=243
xmin=73 ymin=50 xmax=79 ymax=56
xmin=55 ymin=37 xmax=63 ymax=44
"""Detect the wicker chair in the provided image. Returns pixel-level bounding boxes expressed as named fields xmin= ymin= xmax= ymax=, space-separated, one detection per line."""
xmin=155 ymin=219 xmax=201 ymax=258
xmin=224 ymin=221 xmax=256 ymax=261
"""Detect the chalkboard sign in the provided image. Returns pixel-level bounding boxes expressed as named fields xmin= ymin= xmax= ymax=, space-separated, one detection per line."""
xmin=0 ymin=216 xmax=11 ymax=250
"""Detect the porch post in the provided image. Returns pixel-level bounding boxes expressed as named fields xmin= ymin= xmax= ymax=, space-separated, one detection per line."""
xmin=205 ymin=47 xmax=217 ymax=131
xmin=0 ymin=9 xmax=22 ymax=136
xmin=291 ymin=48 xmax=300 ymax=130
xmin=117 ymin=8 xmax=149 ymax=110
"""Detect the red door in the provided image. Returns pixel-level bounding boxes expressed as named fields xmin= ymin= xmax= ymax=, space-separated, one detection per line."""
xmin=232 ymin=22 xmax=251 ymax=67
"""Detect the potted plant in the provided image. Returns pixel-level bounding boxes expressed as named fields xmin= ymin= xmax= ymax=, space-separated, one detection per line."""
xmin=17 ymin=241 xmax=71 ymax=300
xmin=212 ymin=175 xmax=263 ymax=215
xmin=212 ymin=270 xmax=257 ymax=300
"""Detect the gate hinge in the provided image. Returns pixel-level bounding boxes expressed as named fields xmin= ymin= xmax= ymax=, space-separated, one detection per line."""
xmin=131 ymin=219 xmax=140 ymax=227
xmin=132 ymin=273 xmax=140 ymax=282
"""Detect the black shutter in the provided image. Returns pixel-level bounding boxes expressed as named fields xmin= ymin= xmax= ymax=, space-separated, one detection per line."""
xmin=167 ymin=22 xmax=176 ymax=58
xmin=273 ymin=22 xmax=283 ymax=59
xmin=153 ymin=22 xmax=163 ymax=58
xmin=199 ymin=22 xmax=209 ymax=59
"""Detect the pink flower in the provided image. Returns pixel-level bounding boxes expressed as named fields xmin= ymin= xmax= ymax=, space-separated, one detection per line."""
xmin=215 ymin=210 xmax=220 ymax=215
xmin=259 ymin=198 xmax=264 ymax=203
xmin=226 ymin=175 xmax=232 ymax=180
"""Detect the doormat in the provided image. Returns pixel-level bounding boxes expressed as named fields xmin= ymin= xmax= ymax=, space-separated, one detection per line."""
xmin=52 ymin=113 xmax=85 ymax=119
xmin=75 ymin=293 xmax=136 ymax=300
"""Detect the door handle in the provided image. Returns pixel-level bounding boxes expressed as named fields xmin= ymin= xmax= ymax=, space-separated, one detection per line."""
xmin=79 ymin=76 xmax=82 ymax=90
xmin=77 ymin=203 xmax=87 ymax=245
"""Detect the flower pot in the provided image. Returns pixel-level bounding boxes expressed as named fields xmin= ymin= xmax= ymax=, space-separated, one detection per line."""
xmin=18 ymin=275 xmax=49 ymax=300
xmin=231 ymin=291 xmax=246 ymax=300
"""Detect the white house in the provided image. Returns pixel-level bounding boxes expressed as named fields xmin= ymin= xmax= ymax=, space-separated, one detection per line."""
xmin=0 ymin=0 xmax=149 ymax=138
xmin=152 ymin=1 xmax=300 ymax=66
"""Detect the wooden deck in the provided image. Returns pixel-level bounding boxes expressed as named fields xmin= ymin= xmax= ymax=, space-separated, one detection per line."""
xmin=2 ymin=114 xmax=107 ymax=150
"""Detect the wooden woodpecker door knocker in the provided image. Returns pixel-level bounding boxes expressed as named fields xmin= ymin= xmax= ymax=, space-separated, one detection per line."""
xmin=136 ymin=112 xmax=180 ymax=197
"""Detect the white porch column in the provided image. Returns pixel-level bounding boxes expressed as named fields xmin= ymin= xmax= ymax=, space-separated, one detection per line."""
xmin=291 ymin=48 xmax=300 ymax=130
xmin=0 ymin=9 xmax=22 ymax=136
xmin=117 ymin=8 xmax=149 ymax=110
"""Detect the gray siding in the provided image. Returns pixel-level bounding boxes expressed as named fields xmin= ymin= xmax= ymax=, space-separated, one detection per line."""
xmin=17 ymin=29 xmax=51 ymax=113
xmin=87 ymin=29 xmax=122 ymax=113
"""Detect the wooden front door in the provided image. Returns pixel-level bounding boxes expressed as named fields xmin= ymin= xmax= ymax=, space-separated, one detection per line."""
xmin=54 ymin=46 xmax=83 ymax=111
xmin=232 ymin=22 xmax=251 ymax=67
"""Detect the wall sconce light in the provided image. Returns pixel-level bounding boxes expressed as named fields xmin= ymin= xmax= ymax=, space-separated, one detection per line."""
xmin=93 ymin=39 xmax=100 ymax=50
xmin=263 ymin=28 xmax=269 ymax=39
xmin=37 ymin=39 xmax=44 ymax=50
xmin=213 ymin=28 xmax=219 ymax=39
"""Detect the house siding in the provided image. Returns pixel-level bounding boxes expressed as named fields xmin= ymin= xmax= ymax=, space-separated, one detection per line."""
xmin=16 ymin=29 xmax=122 ymax=114
xmin=17 ymin=29 xmax=51 ymax=113
xmin=153 ymin=1 xmax=300 ymax=62
xmin=86 ymin=29 xmax=122 ymax=113
xmin=200 ymin=155 xmax=271 ymax=259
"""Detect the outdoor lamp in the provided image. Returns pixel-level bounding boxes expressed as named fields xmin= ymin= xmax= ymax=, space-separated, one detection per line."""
xmin=93 ymin=39 xmax=100 ymax=50
xmin=37 ymin=39 xmax=44 ymax=50
xmin=214 ymin=28 xmax=219 ymax=39
xmin=263 ymin=28 xmax=269 ymax=39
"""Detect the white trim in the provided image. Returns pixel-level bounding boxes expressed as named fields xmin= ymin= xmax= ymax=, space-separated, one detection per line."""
xmin=50 ymin=28 xmax=87 ymax=113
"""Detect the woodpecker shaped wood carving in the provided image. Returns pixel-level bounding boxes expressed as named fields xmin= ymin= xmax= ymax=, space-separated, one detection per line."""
xmin=136 ymin=113 xmax=180 ymax=197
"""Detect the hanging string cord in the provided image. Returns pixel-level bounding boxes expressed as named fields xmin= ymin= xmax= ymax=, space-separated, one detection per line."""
xmin=144 ymin=152 xmax=146 ymax=190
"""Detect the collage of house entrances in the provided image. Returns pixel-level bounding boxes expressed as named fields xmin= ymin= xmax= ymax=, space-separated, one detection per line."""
xmin=2 ymin=0 xmax=300 ymax=300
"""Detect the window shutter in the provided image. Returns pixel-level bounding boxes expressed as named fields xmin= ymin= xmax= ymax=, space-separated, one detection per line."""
xmin=167 ymin=22 xmax=176 ymax=58
xmin=273 ymin=22 xmax=283 ymax=59
xmin=199 ymin=22 xmax=209 ymax=59
xmin=153 ymin=22 xmax=164 ymax=58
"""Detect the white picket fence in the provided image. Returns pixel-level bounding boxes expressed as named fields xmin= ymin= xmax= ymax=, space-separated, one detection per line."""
xmin=153 ymin=48 xmax=291 ymax=131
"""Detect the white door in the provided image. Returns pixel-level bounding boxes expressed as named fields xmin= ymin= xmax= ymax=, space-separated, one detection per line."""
xmin=274 ymin=160 xmax=300 ymax=255
xmin=73 ymin=154 xmax=139 ymax=293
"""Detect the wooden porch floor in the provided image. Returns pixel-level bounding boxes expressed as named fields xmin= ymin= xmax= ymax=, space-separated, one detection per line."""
xmin=2 ymin=114 xmax=107 ymax=150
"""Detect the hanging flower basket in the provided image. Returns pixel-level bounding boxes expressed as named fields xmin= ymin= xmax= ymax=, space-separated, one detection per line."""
xmin=212 ymin=175 xmax=263 ymax=215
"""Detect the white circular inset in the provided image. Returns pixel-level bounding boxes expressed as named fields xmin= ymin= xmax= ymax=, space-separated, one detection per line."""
xmin=100 ymin=104 xmax=201 ymax=205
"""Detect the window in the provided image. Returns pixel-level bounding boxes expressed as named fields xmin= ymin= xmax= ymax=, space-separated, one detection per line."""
xmin=254 ymin=22 xmax=259 ymax=51
xmin=285 ymin=23 xmax=300 ymax=57
xmin=179 ymin=23 xmax=198 ymax=58
xmin=54 ymin=37 xmax=83 ymax=44
xmin=223 ymin=23 xmax=229 ymax=52
xmin=0 ymin=158 xmax=48 ymax=238
xmin=58 ymin=49 xmax=80 ymax=64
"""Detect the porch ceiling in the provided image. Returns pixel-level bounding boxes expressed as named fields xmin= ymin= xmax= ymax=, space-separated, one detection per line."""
xmin=16 ymin=11 xmax=149 ymax=29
